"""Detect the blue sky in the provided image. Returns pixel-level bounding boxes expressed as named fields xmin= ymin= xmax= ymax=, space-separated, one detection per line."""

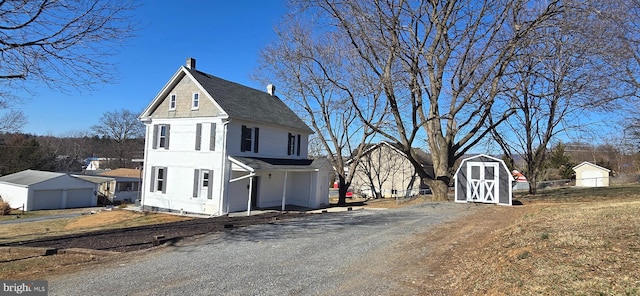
xmin=18 ymin=0 xmax=287 ymax=136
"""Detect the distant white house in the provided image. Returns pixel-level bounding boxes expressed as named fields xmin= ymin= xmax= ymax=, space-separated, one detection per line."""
xmin=0 ymin=170 xmax=99 ymax=211
xmin=573 ymin=162 xmax=610 ymax=187
xmin=138 ymin=58 xmax=332 ymax=216
xmin=97 ymin=168 xmax=142 ymax=203
xmin=348 ymin=141 xmax=432 ymax=198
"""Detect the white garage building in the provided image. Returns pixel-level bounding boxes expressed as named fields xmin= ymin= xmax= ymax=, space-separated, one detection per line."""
xmin=573 ymin=162 xmax=610 ymax=187
xmin=0 ymin=170 xmax=98 ymax=211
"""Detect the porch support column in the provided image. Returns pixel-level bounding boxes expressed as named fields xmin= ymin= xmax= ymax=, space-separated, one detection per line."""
xmin=281 ymin=171 xmax=288 ymax=211
xmin=247 ymin=176 xmax=253 ymax=216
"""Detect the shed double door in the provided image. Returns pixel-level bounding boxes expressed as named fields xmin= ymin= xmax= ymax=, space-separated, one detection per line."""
xmin=467 ymin=162 xmax=499 ymax=203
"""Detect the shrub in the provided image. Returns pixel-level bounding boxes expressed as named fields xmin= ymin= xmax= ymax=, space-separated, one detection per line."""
xmin=0 ymin=201 xmax=11 ymax=215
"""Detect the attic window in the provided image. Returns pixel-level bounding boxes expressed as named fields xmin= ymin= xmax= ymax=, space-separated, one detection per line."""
xmin=192 ymin=93 xmax=200 ymax=110
xmin=169 ymin=94 xmax=176 ymax=110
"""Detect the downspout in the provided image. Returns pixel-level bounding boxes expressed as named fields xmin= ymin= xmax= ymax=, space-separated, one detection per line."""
xmin=139 ymin=118 xmax=152 ymax=210
xmin=308 ymin=172 xmax=314 ymax=209
xmin=219 ymin=118 xmax=230 ymax=216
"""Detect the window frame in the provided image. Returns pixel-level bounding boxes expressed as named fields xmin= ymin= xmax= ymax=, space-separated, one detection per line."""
xmin=192 ymin=92 xmax=200 ymax=110
xmin=151 ymin=166 xmax=167 ymax=193
xmin=169 ymin=94 xmax=176 ymax=110
xmin=241 ymin=125 xmax=252 ymax=152
xmin=158 ymin=125 xmax=168 ymax=148
xmin=288 ymin=133 xmax=296 ymax=155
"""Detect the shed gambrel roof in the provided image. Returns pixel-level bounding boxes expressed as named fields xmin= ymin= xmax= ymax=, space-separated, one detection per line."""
xmin=0 ymin=170 xmax=66 ymax=187
xmin=140 ymin=63 xmax=313 ymax=134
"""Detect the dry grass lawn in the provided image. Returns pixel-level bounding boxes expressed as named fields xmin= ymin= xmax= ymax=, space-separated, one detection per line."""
xmin=0 ymin=209 xmax=192 ymax=244
xmin=390 ymin=185 xmax=640 ymax=295
xmin=450 ymin=200 xmax=640 ymax=295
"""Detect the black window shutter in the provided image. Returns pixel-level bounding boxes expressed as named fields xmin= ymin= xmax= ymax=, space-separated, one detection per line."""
xmin=287 ymin=133 xmax=292 ymax=155
xmin=254 ymin=127 xmax=259 ymax=153
xmin=297 ymin=134 xmax=301 ymax=156
xmin=241 ymin=125 xmax=247 ymax=152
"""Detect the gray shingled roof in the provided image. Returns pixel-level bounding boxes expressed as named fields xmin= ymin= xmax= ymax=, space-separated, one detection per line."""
xmin=73 ymin=175 xmax=114 ymax=184
xmin=231 ymin=156 xmax=326 ymax=171
xmin=0 ymin=170 xmax=65 ymax=187
xmin=187 ymin=68 xmax=313 ymax=133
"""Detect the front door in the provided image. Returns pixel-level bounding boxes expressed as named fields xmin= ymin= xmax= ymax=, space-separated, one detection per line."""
xmin=467 ymin=162 xmax=499 ymax=203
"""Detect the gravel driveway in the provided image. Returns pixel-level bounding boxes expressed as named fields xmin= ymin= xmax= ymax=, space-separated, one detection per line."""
xmin=49 ymin=202 xmax=477 ymax=296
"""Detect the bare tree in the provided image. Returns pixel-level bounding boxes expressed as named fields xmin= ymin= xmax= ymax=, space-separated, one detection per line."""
xmin=0 ymin=107 xmax=26 ymax=133
xmin=262 ymin=0 xmax=563 ymax=201
xmin=257 ymin=15 xmax=388 ymax=205
xmin=490 ymin=0 xmax=639 ymax=193
xmin=0 ymin=0 xmax=138 ymax=129
xmin=91 ymin=109 xmax=144 ymax=168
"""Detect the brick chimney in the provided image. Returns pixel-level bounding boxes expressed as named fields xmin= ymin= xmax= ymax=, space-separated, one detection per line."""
xmin=267 ymin=84 xmax=276 ymax=96
xmin=186 ymin=58 xmax=196 ymax=69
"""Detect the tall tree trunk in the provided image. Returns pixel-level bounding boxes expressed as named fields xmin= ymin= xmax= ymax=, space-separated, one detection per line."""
xmin=337 ymin=175 xmax=350 ymax=206
xmin=429 ymin=179 xmax=449 ymax=201
xmin=527 ymin=165 xmax=539 ymax=195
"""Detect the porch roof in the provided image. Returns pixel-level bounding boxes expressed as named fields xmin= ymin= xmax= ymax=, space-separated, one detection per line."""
xmin=229 ymin=156 xmax=321 ymax=172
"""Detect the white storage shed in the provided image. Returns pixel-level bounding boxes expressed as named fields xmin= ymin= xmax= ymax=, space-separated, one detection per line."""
xmin=454 ymin=154 xmax=514 ymax=206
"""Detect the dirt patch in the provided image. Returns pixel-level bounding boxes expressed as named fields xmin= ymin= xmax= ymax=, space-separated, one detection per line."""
xmin=1 ymin=251 xmax=117 ymax=280
xmin=372 ymin=204 xmax=530 ymax=295
xmin=64 ymin=210 xmax=187 ymax=230
xmin=0 ymin=209 xmax=193 ymax=245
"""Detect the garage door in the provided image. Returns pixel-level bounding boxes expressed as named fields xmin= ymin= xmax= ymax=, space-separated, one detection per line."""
xmin=32 ymin=190 xmax=64 ymax=210
xmin=582 ymin=171 xmax=602 ymax=187
xmin=66 ymin=188 xmax=94 ymax=208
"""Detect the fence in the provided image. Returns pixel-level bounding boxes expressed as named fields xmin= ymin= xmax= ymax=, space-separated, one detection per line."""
xmin=536 ymin=174 xmax=640 ymax=189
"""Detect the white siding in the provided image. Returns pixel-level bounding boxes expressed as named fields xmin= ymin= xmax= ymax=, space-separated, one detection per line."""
xmin=0 ymin=184 xmax=28 ymax=210
xmin=142 ymin=117 xmax=226 ymax=215
xmin=227 ymin=120 xmax=310 ymax=159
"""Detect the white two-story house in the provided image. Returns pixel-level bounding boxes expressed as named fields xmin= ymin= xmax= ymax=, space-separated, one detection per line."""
xmin=139 ymin=58 xmax=331 ymax=216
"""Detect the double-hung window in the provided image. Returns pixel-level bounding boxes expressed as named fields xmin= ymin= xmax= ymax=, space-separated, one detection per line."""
xmin=153 ymin=124 xmax=170 ymax=149
xmin=192 ymin=93 xmax=200 ymax=110
xmin=241 ymin=125 xmax=259 ymax=153
xmin=169 ymin=94 xmax=176 ymax=110
xmin=287 ymin=133 xmax=301 ymax=156
xmin=151 ymin=166 xmax=168 ymax=193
